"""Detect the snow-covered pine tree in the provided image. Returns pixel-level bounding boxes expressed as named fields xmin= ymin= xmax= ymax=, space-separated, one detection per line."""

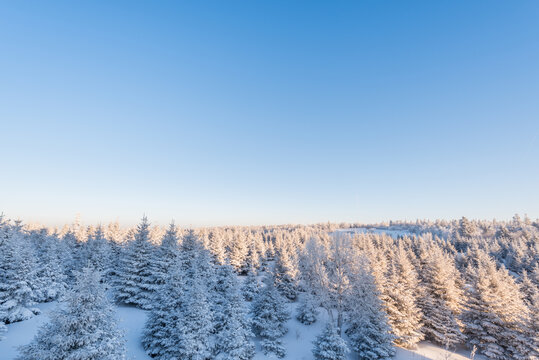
xmin=17 ymin=267 xmax=126 ymax=360
xmin=150 ymin=222 xmax=180 ymax=295
xmin=462 ymin=254 xmax=534 ymax=360
xmin=251 ymin=274 xmax=290 ymax=358
xmin=213 ymin=264 xmax=240 ymax=333
xmin=31 ymin=230 xmax=67 ymax=302
xmin=85 ymin=225 xmax=112 ymax=278
xmin=180 ymin=229 xmax=215 ymax=280
xmin=208 ymin=230 xmax=227 ymax=266
xmin=114 ymin=216 xmax=156 ymax=309
xmin=215 ymin=273 xmax=255 ymax=360
xmin=383 ymin=245 xmax=424 ymax=348
xmin=312 ymin=322 xmax=349 ymax=360
xmin=245 ymin=237 xmax=261 ymax=272
xmin=525 ymin=289 xmax=539 ymax=359
xmin=170 ymin=266 xmax=214 ymax=360
xmin=241 ymin=266 xmax=260 ymax=301
xmin=274 ymin=243 xmax=299 ymax=301
xmin=345 ymin=259 xmax=394 ymax=360
xmin=296 ymin=291 xmax=319 ymax=325
xmin=228 ymin=231 xmax=249 ymax=274
xmin=142 ymin=259 xmax=184 ymax=359
xmin=0 ymin=227 xmax=40 ymax=323
xmin=418 ymin=245 xmax=465 ymax=347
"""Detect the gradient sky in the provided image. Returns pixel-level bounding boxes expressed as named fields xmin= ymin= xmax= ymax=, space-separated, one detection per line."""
xmin=1 ymin=1 xmax=538 ymax=227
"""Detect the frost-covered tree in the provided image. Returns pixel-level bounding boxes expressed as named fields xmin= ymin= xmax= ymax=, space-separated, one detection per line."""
xmin=150 ymin=222 xmax=180 ymax=295
xmin=0 ymin=228 xmax=40 ymax=323
xmin=383 ymin=245 xmax=424 ymax=348
xmin=114 ymin=216 xmax=156 ymax=309
xmin=142 ymin=260 xmax=184 ymax=359
xmin=180 ymin=229 xmax=215 ymax=282
xmin=228 ymin=232 xmax=249 ymax=273
xmin=345 ymin=259 xmax=394 ymax=360
xmin=241 ymin=267 xmax=260 ymax=302
xmin=296 ymin=291 xmax=319 ymax=325
xmin=251 ymin=275 xmax=290 ymax=358
xmin=213 ymin=264 xmax=240 ymax=333
xmin=312 ymin=322 xmax=349 ymax=360
xmin=525 ymin=289 xmax=539 ymax=359
xmin=31 ymin=230 xmax=67 ymax=302
xmin=462 ymin=253 xmax=534 ymax=360
xmin=84 ymin=226 xmax=112 ymax=278
xmin=18 ymin=267 xmax=126 ymax=360
xmin=418 ymin=246 xmax=465 ymax=347
xmin=170 ymin=268 xmax=214 ymax=360
xmin=215 ymin=277 xmax=255 ymax=360
xmin=458 ymin=217 xmax=476 ymax=238
xmin=274 ymin=244 xmax=299 ymax=301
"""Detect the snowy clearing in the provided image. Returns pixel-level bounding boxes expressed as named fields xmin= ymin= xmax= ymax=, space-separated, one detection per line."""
xmin=1 ymin=299 xmax=478 ymax=360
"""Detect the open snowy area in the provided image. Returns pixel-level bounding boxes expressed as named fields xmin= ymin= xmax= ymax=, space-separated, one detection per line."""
xmin=1 ymin=293 xmax=479 ymax=360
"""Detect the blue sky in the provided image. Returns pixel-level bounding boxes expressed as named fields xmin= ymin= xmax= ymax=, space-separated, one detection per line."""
xmin=1 ymin=1 xmax=538 ymax=226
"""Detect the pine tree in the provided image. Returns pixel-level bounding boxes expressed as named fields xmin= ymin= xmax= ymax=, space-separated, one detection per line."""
xmin=0 ymin=228 xmax=40 ymax=323
xmin=142 ymin=260 xmax=184 ymax=359
xmin=458 ymin=217 xmax=476 ymax=238
xmin=32 ymin=232 xmax=67 ymax=302
xmin=150 ymin=222 xmax=180 ymax=296
xmin=18 ymin=267 xmax=126 ymax=360
xmin=215 ymin=278 xmax=255 ymax=360
xmin=228 ymin=232 xmax=249 ymax=274
xmin=462 ymin=254 xmax=534 ymax=359
xmin=274 ymin=245 xmax=299 ymax=301
xmin=85 ymin=226 xmax=112 ymax=278
xmin=418 ymin=246 xmax=465 ymax=347
xmin=114 ymin=216 xmax=156 ymax=309
xmin=383 ymin=245 xmax=424 ymax=348
xmin=345 ymin=260 xmax=395 ymax=360
xmin=312 ymin=322 xmax=349 ymax=360
xmin=525 ymin=290 xmax=539 ymax=359
xmin=241 ymin=266 xmax=260 ymax=301
xmin=171 ymin=269 xmax=214 ymax=360
xmin=296 ymin=291 xmax=319 ymax=325
xmin=213 ymin=264 xmax=240 ymax=333
xmin=251 ymin=275 xmax=290 ymax=358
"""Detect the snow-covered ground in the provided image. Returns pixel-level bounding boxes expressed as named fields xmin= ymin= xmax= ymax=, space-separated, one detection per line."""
xmin=1 ymin=298 xmax=479 ymax=360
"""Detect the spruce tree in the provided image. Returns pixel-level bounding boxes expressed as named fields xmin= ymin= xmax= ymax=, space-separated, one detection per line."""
xmin=85 ymin=226 xmax=112 ymax=278
xmin=213 ymin=265 xmax=239 ymax=333
xmin=346 ymin=260 xmax=394 ymax=360
xmin=18 ymin=267 xmax=126 ymax=360
xmin=0 ymin=228 xmax=40 ymax=323
xmin=418 ymin=246 xmax=465 ymax=347
xmin=383 ymin=246 xmax=424 ymax=348
xmin=251 ymin=275 xmax=290 ymax=358
xmin=296 ymin=291 xmax=319 ymax=325
xmin=33 ymin=232 xmax=67 ymax=302
xmin=215 ymin=279 xmax=255 ymax=360
xmin=142 ymin=260 xmax=184 ymax=359
xmin=241 ymin=267 xmax=260 ymax=302
xmin=114 ymin=216 xmax=156 ymax=309
xmin=274 ymin=245 xmax=299 ymax=301
xmin=312 ymin=322 xmax=349 ymax=360
xmin=463 ymin=254 xmax=533 ymax=359
xmin=171 ymin=268 xmax=214 ymax=360
xmin=150 ymin=222 xmax=180 ymax=296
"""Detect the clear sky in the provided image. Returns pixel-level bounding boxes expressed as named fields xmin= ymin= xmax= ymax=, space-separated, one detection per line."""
xmin=1 ymin=1 xmax=538 ymax=227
